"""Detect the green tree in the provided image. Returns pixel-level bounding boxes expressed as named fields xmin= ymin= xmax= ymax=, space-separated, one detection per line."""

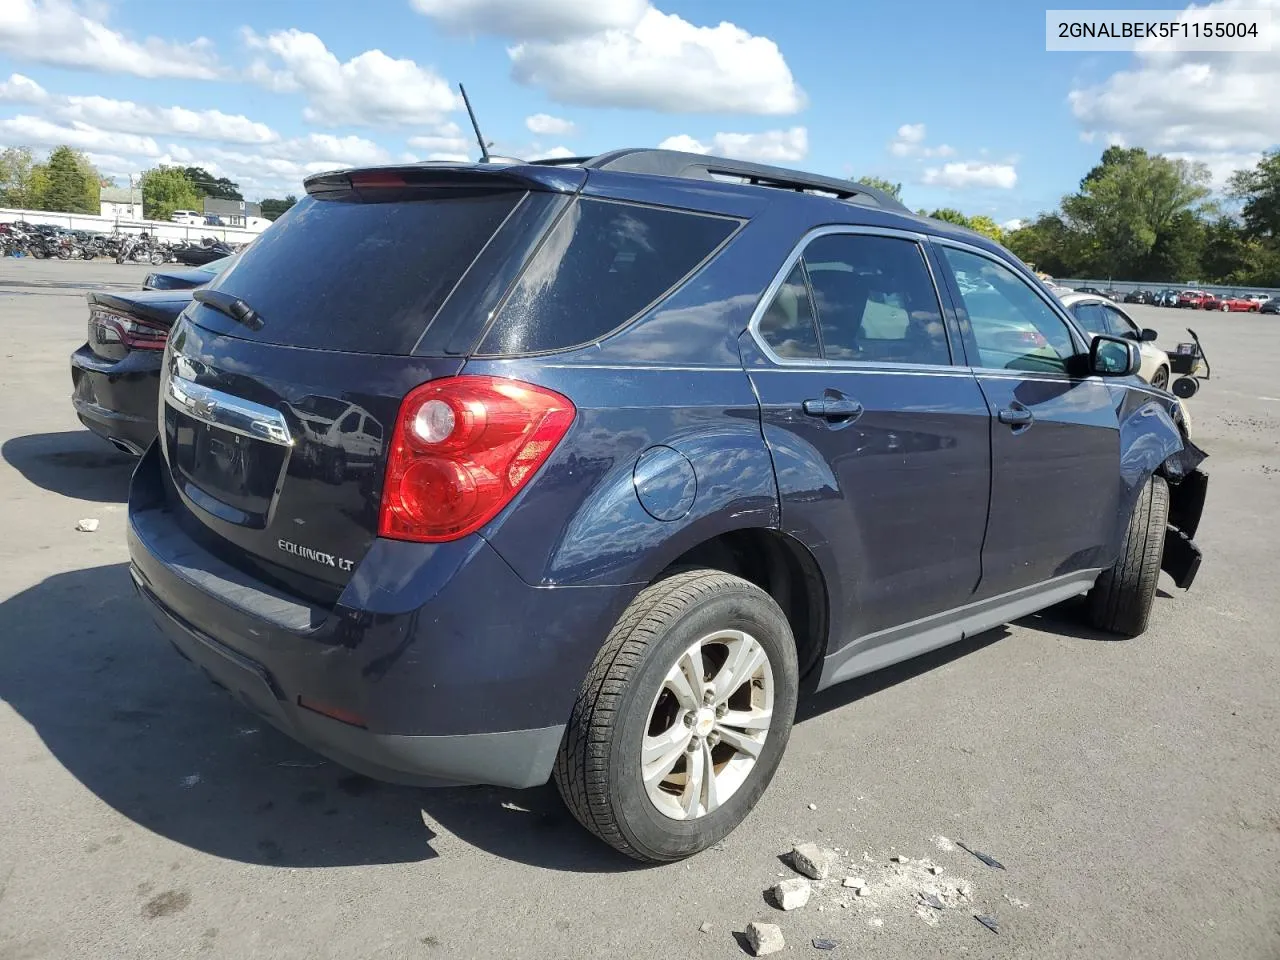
xmin=140 ymin=165 xmax=202 ymax=221
xmin=853 ymin=175 xmax=902 ymax=202
xmin=181 ymin=166 xmax=242 ymax=201
xmin=1006 ymin=214 xmax=1080 ymax=277
xmin=1228 ymin=149 xmax=1280 ymax=239
xmin=0 ymin=146 xmax=37 ymax=207
xmin=259 ymin=195 xmax=297 ymax=221
xmin=38 ymin=146 xmax=98 ymax=214
xmin=966 ymin=215 xmax=1005 ymax=244
xmin=928 ymin=207 xmax=971 ymax=227
xmin=1060 ymin=147 xmax=1212 ymax=279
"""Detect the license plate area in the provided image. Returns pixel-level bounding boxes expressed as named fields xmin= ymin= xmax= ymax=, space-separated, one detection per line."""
xmin=165 ymin=408 xmax=288 ymax=527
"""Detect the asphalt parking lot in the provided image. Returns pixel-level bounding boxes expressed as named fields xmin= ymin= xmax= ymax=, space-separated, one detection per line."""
xmin=0 ymin=258 xmax=1277 ymax=960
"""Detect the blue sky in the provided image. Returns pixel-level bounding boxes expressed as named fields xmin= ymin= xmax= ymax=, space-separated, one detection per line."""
xmin=2 ymin=0 xmax=1276 ymax=223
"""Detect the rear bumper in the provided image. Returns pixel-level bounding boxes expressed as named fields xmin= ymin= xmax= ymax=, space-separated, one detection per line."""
xmin=126 ymin=445 xmax=631 ymax=788
xmin=70 ymin=344 xmax=160 ymax=453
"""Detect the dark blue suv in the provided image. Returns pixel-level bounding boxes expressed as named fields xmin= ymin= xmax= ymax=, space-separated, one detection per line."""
xmin=127 ymin=149 xmax=1208 ymax=862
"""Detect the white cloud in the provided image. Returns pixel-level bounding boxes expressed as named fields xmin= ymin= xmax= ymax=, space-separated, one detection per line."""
xmin=529 ymin=145 xmax=575 ymax=160
xmin=413 ymin=0 xmax=647 ymax=39
xmin=659 ymin=127 xmax=808 ymax=163
xmin=922 ymin=162 xmax=1018 ymax=190
xmin=0 ymin=72 xmax=48 ymax=104
xmin=889 ymin=122 xmax=955 ymax=158
xmin=407 ymin=121 xmax=473 ymax=158
xmin=0 ymin=73 xmax=277 ymax=146
xmin=1067 ymin=0 xmax=1280 ymax=185
xmin=509 ymin=7 xmax=805 ymax=114
xmin=1001 ymin=218 xmax=1027 ymax=232
xmin=0 ymin=114 xmax=160 ymax=156
xmin=525 ymin=113 xmax=576 ymax=136
xmin=0 ymin=0 xmax=222 ymax=80
xmin=244 ymin=28 xmax=459 ymax=127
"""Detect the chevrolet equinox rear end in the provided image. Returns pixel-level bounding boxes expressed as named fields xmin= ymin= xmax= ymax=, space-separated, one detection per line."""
xmin=129 ymin=149 xmax=1207 ymax=862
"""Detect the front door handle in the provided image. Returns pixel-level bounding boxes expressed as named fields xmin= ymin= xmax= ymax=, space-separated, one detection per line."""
xmin=803 ymin=397 xmax=864 ymax=420
xmin=997 ymin=405 xmax=1034 ymax=427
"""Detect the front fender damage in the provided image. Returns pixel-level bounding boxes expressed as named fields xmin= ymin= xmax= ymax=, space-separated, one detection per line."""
xmin=1158 ymin=436 xmax=1209 ymax=590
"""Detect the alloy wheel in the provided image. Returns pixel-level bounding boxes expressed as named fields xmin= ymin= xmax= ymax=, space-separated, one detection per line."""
xmin=641 ymin=629 xmax=774 ymax=821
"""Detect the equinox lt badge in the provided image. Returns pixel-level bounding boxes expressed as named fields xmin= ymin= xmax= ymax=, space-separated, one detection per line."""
xmin=278 ymin=538 xmax=354 ymax=571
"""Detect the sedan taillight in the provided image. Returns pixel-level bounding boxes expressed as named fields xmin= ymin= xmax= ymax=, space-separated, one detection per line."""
xmin=90 ymin=308 xmax=169 ymax=350
xmin=379 ymin=376 xmax=575 ymax=543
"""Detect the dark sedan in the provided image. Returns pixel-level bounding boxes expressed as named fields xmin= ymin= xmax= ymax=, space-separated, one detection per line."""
xmin=1262 ymin=298 xmax=1280 ymax=315
xmin=143 ymin=255 xmax=232 ymax=291
xmin=70 ymin=289 xmax=191 ymax=454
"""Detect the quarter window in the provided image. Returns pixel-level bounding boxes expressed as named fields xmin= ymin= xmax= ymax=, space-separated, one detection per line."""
xmin=804 ymin=234 xmax=950 ymax=365
xmin=757 ymin=263 xmax=821 ymax=359
xmin=942 ymin=247 xmax=1077 ymax=373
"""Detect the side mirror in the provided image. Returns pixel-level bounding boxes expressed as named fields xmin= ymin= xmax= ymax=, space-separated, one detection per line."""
xmin=1088 ymin=334 xmax=1141 ymax=377
xmin=1140 ymin=328 xmax=1158 ymax=342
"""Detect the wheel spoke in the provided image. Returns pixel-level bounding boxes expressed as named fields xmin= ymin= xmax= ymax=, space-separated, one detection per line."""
xmin=699 ymin=740 xmax=720 ymax=814
xmin=680 ymin=740 xmax=706 ymax=817
xmin=719 ymin=706 xmax=772 ymax=732
xmin=666 ymin=648 xmax=704 ymax=711
xmin=715 ymin=722 xmax=765 ymax=759
xmin=711 ymin=634 xmax=766 ymax=705
xmin=642 ymin=727 xmax=691 ymax=785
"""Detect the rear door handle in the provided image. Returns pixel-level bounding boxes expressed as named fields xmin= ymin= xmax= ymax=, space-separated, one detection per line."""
xmin=803 ymin=398 xmax=864 ymax=420
xmin=997 ymin=405 xmax=1033 ymax=426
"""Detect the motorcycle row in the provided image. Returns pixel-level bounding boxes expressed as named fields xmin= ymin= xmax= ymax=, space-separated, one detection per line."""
xmin=0 ymin=222 xmax=241 ymax=265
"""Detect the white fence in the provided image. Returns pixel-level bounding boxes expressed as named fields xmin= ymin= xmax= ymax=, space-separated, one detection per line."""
xmin=0 ymin=206 xmax=265 ymax=244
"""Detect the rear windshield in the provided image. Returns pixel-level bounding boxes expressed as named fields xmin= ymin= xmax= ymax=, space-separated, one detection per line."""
xmin=195 ymin=191 xmax=522 ymax=354
xmin=477 ymin=197 xmax=738 ymax=355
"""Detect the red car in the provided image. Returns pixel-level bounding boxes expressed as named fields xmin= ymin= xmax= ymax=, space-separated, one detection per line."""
xmin=1208 ymin=294 xmax=1263 ymax=312
xmin=1177 ymin=289 xmax=1209 ymax=308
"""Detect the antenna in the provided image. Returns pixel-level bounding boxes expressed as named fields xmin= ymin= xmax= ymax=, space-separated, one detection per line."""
xmin=458 ymin=83 xmax=491 ymax=163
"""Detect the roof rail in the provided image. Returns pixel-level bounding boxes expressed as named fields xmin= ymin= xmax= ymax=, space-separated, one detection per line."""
xmin=543 ymin=148 xmax=909 ymax=212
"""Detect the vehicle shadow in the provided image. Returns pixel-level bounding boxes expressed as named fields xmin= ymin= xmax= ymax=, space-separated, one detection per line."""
xmin=0 ymin=563 xmax=636 ymax=873
xmin=3 ymin=563 xmax=1114 ymax=874
xmin=1 ymin=431 xmax=136 ymax=503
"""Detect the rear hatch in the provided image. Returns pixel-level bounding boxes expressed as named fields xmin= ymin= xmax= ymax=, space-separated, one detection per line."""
xmin=156 ymin=164 xmax=580 ymax=605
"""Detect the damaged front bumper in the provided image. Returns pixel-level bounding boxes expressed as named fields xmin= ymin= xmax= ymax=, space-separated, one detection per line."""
xmin=1161 ymin=437 xmax=1209 ymax=590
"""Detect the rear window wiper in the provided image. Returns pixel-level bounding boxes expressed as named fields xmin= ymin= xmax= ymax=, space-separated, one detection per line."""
xmin=192 ymin=288 xmax=264 ymax=331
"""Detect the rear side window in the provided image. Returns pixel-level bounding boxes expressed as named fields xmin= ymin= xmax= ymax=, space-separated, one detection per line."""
xmin=803 ymin=234 xmax=950 ymax=365
xmin=196 ymin=192 xmax=522 ymax=354
xmin=478 ymin=198 xmax=738 ymax=355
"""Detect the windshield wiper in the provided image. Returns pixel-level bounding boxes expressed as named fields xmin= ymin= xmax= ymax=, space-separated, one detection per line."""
xmin=192 ymin=288 xmax=264 ymax=331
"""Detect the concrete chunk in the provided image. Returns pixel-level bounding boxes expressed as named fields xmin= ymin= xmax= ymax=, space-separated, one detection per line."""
xmin=790 ymin=842 xmax=835 ymax=880
xmin=745 ymin=922 xmax=785 ymax=956
xmin=770 ymin=877 xmax=812 ymax=911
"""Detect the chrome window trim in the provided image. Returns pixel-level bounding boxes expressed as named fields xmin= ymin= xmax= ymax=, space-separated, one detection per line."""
xmin=164 ymin=367 xmax=294 ymax=447
xmin=746 ymin=224 xmax=956 ymax=369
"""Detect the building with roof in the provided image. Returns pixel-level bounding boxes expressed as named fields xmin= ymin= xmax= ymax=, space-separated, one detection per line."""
xmin=100 ymin=186 xmax=142 ymax=220
xmin=203 ymin=198 xmax=261 ymax=227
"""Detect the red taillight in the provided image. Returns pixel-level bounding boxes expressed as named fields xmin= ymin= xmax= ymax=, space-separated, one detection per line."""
xmin=379 ymin=376 xmax=575 ymax=543
xmin=90 ymin=308 xmax=168 ymax=350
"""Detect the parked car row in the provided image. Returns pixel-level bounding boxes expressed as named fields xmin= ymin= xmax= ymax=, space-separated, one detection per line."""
xmin=69 ymin=149 xmax=1209 ymax=862
xmin=1060 ymin=286 xmax=1278 ymax=312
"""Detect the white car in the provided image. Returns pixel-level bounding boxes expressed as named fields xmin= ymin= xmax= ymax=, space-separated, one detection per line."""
xmin=1059 ymin=292 xmax=1172 ymax=390
xmin=169 ymin=210 xmax=204 ymax=226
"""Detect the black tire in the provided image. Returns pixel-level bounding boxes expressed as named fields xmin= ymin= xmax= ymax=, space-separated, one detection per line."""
xmin=1150 ymin=365 xmax=1169 ymax=390
xmin=554 ymin=569 xmax=799 ymax=862
xmin=1086 ymin=474 xmax=1169 ymax=637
